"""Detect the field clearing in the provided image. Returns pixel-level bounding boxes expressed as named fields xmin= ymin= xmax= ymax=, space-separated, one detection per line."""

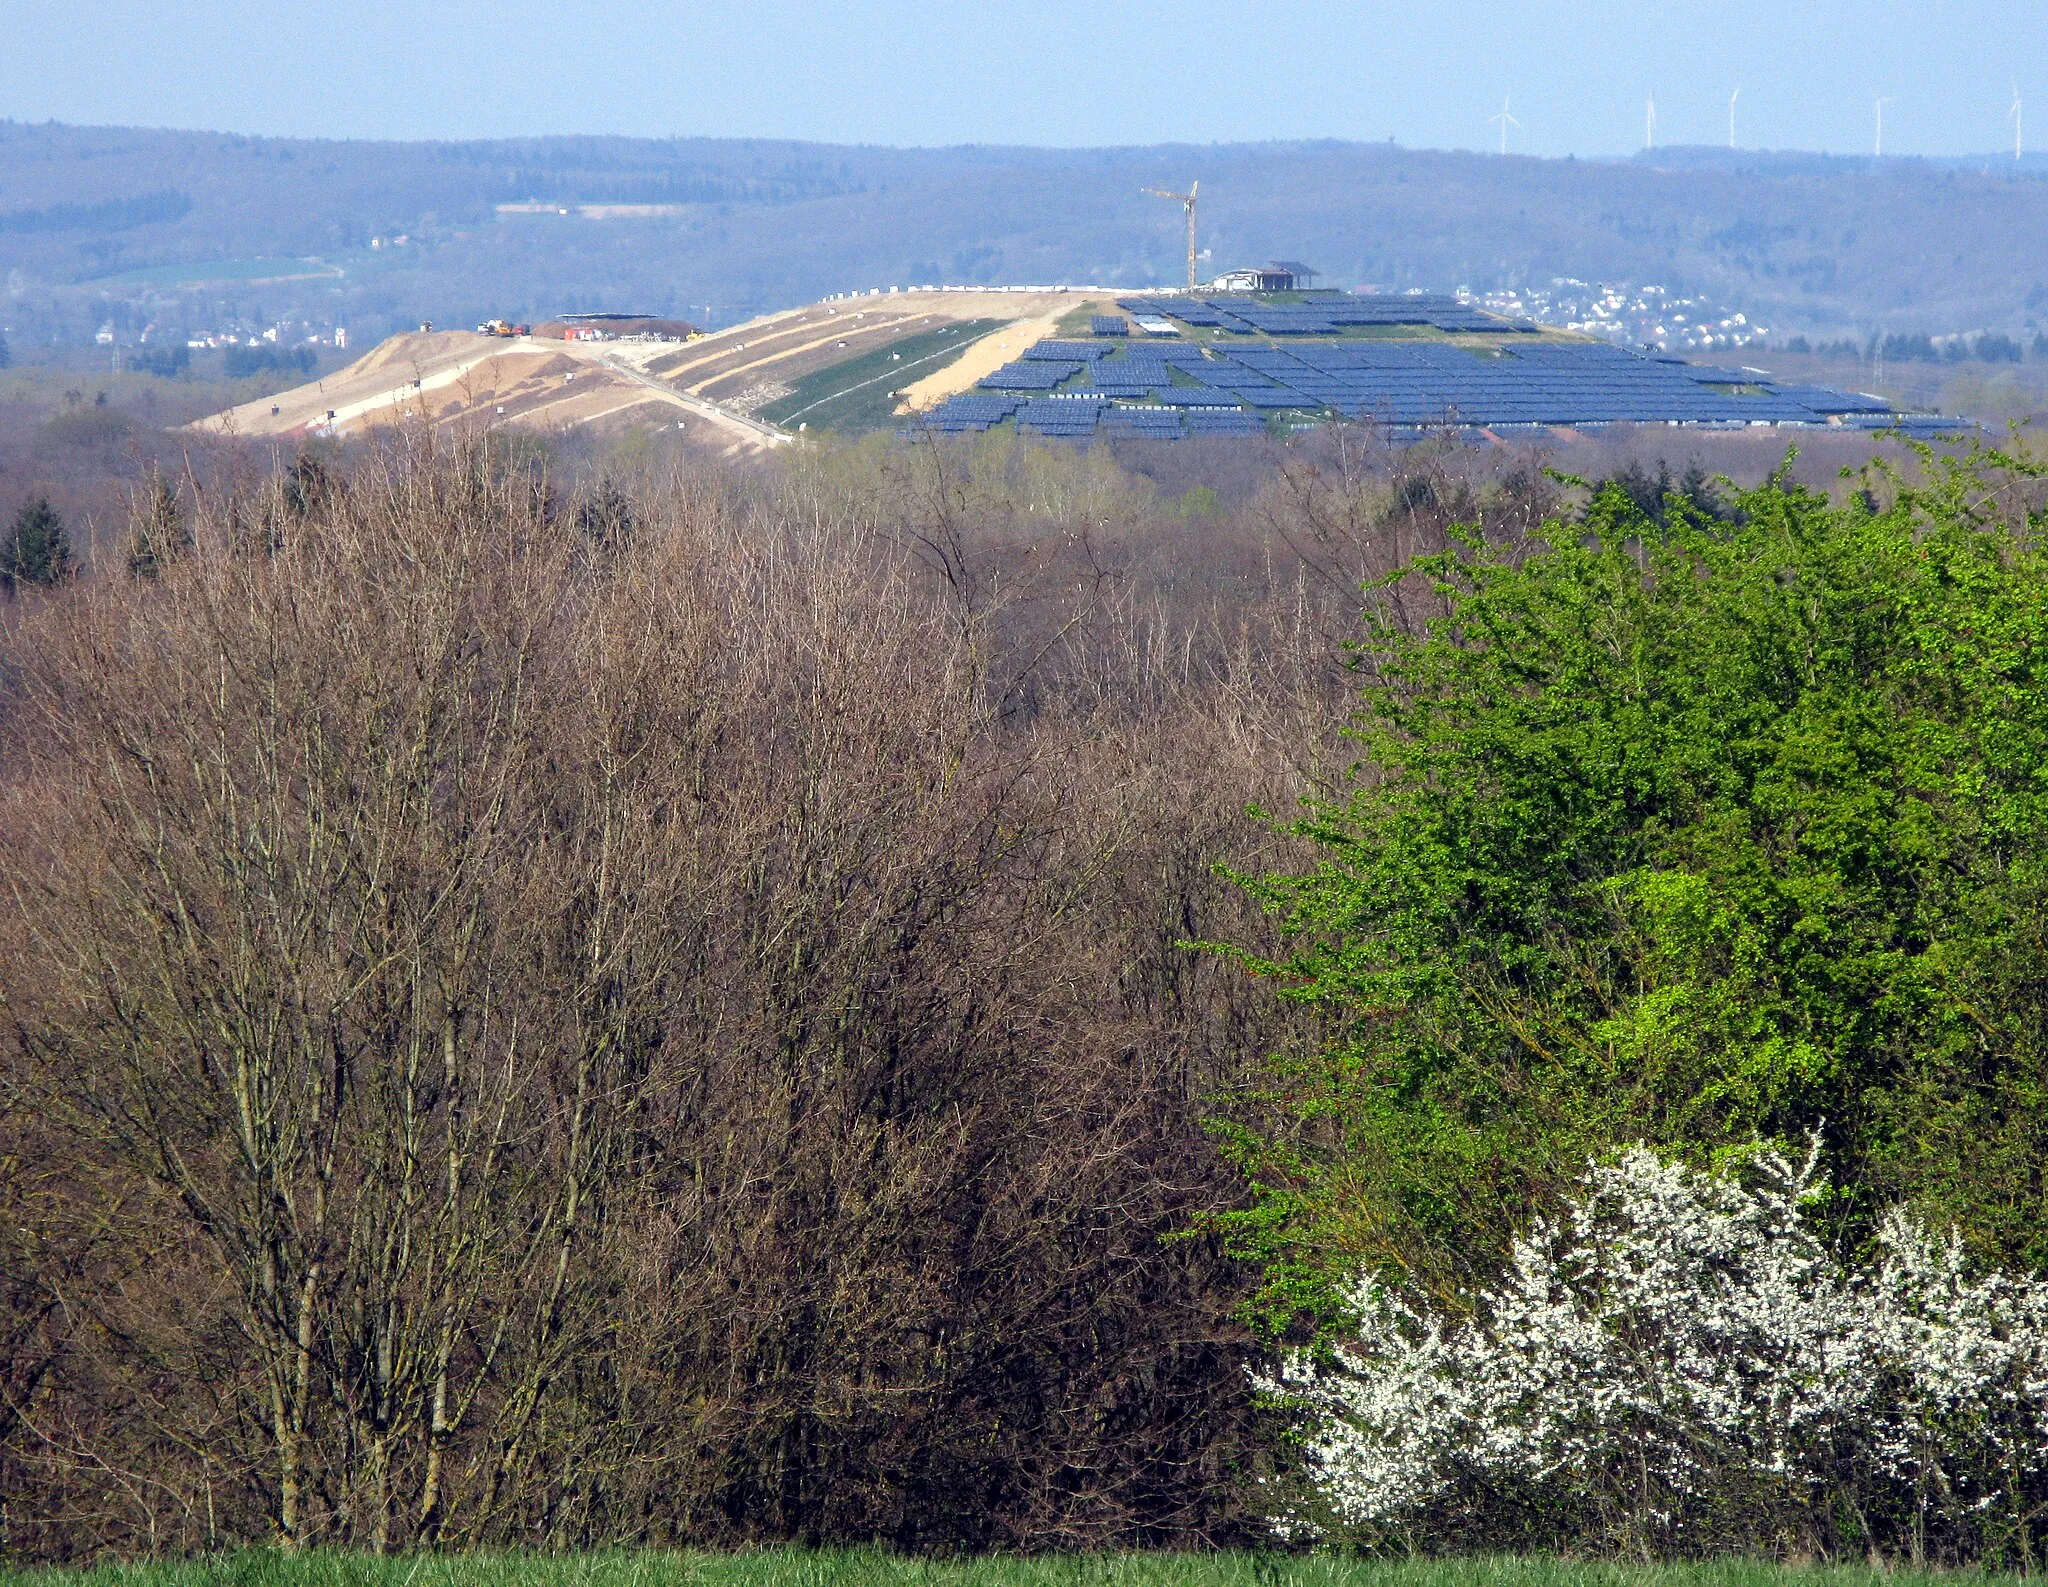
xmin=86 ymin=257 xmax=344 ymax=287
xmin=0 ymin=1552 xmax=2019 ymax=1587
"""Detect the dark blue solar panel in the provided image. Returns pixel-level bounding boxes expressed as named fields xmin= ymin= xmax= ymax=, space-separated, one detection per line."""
xmin=980 ymin=361 xmax=1082 ymax=390
xmin=1015 ymin=396 xmax=1108 ymax=433
xmin=1239 ymin=388 xmax=1313 ymax=408
xmin=1768 ymin=384 xmax=1891 ymax=415
xmin=1024 ymin=341 xmax=1116 ymax=361
xmin=919 ymin=391 xmax=1022 ymax=432
xmin=1182 ymin=410 xmax=1265 ymax=435
xmin=1154 ymin=388 xmax=1249 ymax=407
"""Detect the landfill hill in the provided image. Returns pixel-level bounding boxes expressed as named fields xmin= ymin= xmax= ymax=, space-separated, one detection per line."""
xmin=189 ymin=289 xmax=1116 ymax=452
xmin=193 ymin=286 xmax=1952 ymax=451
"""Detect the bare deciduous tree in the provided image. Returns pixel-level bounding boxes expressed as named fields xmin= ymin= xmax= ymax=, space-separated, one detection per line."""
xmin=0 ymin=427 xmax=1508 ymax=1559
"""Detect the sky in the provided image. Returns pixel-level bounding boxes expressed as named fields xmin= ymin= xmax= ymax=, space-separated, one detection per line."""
xmin=3 ymin=0 xmax=2044 ymax=159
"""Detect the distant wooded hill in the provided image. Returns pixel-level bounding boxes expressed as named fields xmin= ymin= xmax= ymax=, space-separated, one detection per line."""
xmin=5 ymin=121 xmax=2048 ymax=348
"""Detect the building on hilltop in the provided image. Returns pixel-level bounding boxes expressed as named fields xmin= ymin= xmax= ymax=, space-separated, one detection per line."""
xmin=1209 ymin=261 xmax=1321 ymax=292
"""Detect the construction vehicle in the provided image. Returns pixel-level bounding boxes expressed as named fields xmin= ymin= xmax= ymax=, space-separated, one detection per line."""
xmin=475 ymin=319 xmax=531 ymax=337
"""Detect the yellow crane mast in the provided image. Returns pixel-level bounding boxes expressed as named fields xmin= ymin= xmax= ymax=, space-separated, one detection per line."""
xmin=1142 ymin=180 xmax=1199 ymax=291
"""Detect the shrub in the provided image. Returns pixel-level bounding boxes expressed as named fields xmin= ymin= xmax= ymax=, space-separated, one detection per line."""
xmin=1262 ymin=1143 xmax=2048 ymax=1564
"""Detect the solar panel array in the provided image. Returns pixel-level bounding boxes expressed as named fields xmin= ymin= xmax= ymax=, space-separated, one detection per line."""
xmin=919 ymin=392 xmax=1024 ymax=432
xmin=979 ymin=360 xmax=1083 ymax=390
xmin=1022 ymin=341 xmax=1117 ymax=362
xmin=1101 ymin=408 xmax=1185 ymax=440
xmin=1015 ymin=396 xmax=1107 ymax=437
xmin=911 ymin=292 xmax=1965 ymax=444
xmin=1120 ymin=292 xmax=1518 ymax=336
xmin=1767 ymin=384 xmax=1893 ymax=415
xmin=1181 ymin=409 xmax=1265 ymax=436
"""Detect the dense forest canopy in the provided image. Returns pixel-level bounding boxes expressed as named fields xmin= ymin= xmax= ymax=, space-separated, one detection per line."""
xmin=1 ymin=428 xmax=2046 ymax=1565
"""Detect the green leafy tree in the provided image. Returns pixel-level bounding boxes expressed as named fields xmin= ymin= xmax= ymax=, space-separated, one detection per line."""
xmin=1218 ymin=448 xmax=2048 ymax=1329
xmin=1 ymin=495 xmax=74 ymax=593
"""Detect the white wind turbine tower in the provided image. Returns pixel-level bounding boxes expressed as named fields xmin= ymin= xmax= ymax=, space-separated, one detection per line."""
xmin=1645 ymin=94 xmax=1658 ymax=149
xmin=1874 ymin=95 xmax=1894 ymax=156
xmin=2011 ymin=83 xmax=2024 ymax=161
xmin=1729 ymin=86 xmax=1740 ymax=148
xmin=1489 ymin=93 xmax=1520 ymax=155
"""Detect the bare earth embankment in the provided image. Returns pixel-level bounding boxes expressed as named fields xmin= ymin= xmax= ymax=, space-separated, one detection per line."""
xmin=191 ymin=291 xmax=1113 ymax=448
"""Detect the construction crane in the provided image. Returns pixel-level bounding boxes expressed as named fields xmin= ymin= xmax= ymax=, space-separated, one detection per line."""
xmin=1142 ymin=180 xmax=1199 ymax=291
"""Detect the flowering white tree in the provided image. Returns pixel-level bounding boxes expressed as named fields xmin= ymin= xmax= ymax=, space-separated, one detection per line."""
xmin=1259 ymin=1143 xmax=2048 ymax=1562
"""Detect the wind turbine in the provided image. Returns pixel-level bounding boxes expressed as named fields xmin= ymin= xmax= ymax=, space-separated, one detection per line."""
xmin=1645 ymin=94 xmax=1657 ymax=150
xmin=2010 ymin=82 xmax=2024 ymax=161
xmin=1729 ymin=86 xmax=1740 ymax=149
xmin=1489 ymin=93 xmax=1520 ymax=155
xmin=1874 ymin=95 xmax=1894 ymax=157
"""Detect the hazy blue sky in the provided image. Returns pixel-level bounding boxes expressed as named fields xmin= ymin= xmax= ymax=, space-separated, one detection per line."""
xmin=4 ymin=0 xmax=2044 ymax=158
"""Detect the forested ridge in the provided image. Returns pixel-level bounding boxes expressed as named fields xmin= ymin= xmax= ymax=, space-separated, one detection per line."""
xmin=10 ymin=121 xmax=2048 ymax=343
xmin=2 ymin=430 xmax=2046 ymax=1566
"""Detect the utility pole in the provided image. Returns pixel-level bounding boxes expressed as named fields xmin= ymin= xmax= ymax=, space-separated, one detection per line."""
xmin=1875 ymin=96 xmax=1893 ymax=157
xmin=1645 ymin=94 xmax=1657 ymax=150
xmin=1142 ymin=181 xmax=1200 ymax=291
xmin=1729 ymin=87 xmax=1740 ymax=148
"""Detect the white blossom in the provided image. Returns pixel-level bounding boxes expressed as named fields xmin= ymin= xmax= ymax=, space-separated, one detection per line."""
xmin=1261 ymin=1141 xmax=2048 ymax=1558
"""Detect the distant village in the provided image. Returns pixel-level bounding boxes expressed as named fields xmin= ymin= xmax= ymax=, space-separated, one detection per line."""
xmin=1464 ymin=278 xmax=1767 ymax=352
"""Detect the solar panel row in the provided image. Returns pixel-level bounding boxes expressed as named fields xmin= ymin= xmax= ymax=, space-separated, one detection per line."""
xmin=1117 ymin=292 xmax=1524 ymax=336
xmin=1022 ymin=341 xmax=1117 ymax=362
xmin=979 ymin=361 xmax=1083 ymax=390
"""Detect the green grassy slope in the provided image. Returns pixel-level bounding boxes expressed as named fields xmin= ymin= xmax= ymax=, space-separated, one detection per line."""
xmin=758 ymin=320 xmax=1005 ymax=433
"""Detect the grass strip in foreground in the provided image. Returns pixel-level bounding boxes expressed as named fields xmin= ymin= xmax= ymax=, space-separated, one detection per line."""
xmin=2 ymin=1551 xmax=2028 ymax=1587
